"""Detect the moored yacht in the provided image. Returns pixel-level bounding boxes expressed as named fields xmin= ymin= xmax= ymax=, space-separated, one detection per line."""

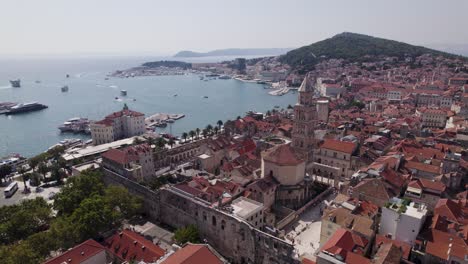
xmin=5 ymin=102 xmax=48 ymax=115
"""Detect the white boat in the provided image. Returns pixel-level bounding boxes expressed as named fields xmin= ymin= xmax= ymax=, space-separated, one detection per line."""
xmin=121 ymin=90 xmax=127 ymax=96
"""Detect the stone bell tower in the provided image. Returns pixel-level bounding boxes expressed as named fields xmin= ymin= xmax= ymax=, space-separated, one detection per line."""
xmin=291 ymin=74 xmax=318 ymax=164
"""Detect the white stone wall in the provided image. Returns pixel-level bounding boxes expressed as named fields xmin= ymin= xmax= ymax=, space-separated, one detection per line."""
xmin=261 ymin=159 xmax=305 ymax=186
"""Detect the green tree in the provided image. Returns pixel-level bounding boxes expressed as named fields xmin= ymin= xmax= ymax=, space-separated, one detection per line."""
xmin=0 ymin=198 xmax=52 ymax=244
xmin=70 ymin=195 xmax=115 ymax=241
xmin=217 ymin=120 xmax=223 ymax=129
xmin=38 ymin=162 xmax=49 ymax=176
xmin=195 ymin=128 xmax=200 ymax=139
xmin=174 ymin=224 xmax=200 ymax=244
xmin=189 ymin=130 xmax=196 ymax=141
xmin=214 ymin=126 xmax=219 ymax=135
xmin=0 ymin=164 xmax=12 ymax=182
xmin=103 ymin=185 xmax=142 ymax=220
xmin=54 ymin=170 xmax=105 ymax=216
xmin=202 ymin=129 xmax=208 ymax=138
xmin=182 ymin=132 xmax=188 ymax=143
xmin=206 ymin=124 xmax=213 ymax=135
xmin=49 ymin=216 xmax=79 ymax=249
xmin=155 ymin=137 xmax=166 ymax=149
xmin=168 ymin=138 xmax=175 ymax=148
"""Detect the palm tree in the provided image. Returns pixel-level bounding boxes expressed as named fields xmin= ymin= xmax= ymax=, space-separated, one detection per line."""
xmin=189 ymin=130 xmax=196 ymax=141
xmin=217 ymin=120 xmax=223 ymax=129
xmin=206 ymin=124 xmax=213 ymax=135
xmin=156 ymin=137 xmax=166 ymax=149
xmin=202 ymin=129 xmax=208 ymax=138
xmin=266 ymin=110 xmax=271 ymax=116
xmin=182 ymin=132 xmax=188 ymax=143
xmin=236 ymin=116 xmax=241 ymax=120
xmin=168 ymin=138 xmax=175 ymax=148
xmin=195 ymin=128 xmax=200 ymax=139
xmin=214 ymin=126 xmax=219 ymax=135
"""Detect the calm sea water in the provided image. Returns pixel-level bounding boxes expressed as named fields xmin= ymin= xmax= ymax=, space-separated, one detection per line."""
xmin=0 ymin=56 xmax=296 ymax=157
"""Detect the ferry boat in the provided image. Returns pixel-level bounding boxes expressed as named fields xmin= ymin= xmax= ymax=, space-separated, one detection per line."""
xmin=5 ymin=102 xmax=48 ymax=115
xmin=61 ymin=85 xmax=69 ymax=92
xmin=10 ymin=79 xmax=21 ymax=88
xmin=58 ymin=117 xmax=90 ymax=134
xmin=121 ymin=90 xmax=127 ymax=96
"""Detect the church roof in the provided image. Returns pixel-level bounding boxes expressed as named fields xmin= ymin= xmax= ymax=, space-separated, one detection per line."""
xmin=298 ymin=75 xmax=314 ymax=92
xmin=262 ymin=143 xmax=305 ymax=166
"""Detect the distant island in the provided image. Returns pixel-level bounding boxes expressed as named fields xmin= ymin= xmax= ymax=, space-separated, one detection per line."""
xmin=174 ymin=48 xmax=293 ymax=58
xmin=142 ymin=60 xmax=192 ymax=69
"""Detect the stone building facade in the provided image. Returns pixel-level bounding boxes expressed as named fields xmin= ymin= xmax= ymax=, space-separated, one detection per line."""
xmin=90 ymin=105 xmax=145 ymax=145
xmin=102 ymin=169 xmax=298 ymax=264
xmin=291 ymin=75 xmax=319 ymax=163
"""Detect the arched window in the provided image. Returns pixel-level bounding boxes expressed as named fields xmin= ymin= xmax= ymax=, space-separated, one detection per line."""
xmin=212 ymin=215 xmax=217 ymax=226
xmin=269 ymin=170 xmax=273 ymax=177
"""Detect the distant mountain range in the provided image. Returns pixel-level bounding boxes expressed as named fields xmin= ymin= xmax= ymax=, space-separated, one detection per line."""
xmin=279 ymin=32 xmax=465 ymax=71
xmin=174 ymin=48 xmax=293 ymax=58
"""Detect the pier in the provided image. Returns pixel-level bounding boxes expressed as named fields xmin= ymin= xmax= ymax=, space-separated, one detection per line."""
xmin=145 ymin=113 xmax=185 ymax=128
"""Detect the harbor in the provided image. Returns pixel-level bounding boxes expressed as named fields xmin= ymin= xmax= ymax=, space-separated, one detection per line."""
xmin=145 ymin=113 xmax=185 ymax=129
xmin=0 ymin=57 xmax=296 ymax=157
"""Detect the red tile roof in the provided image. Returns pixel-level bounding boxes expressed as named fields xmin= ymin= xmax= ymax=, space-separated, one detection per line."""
xmin=44 ymin=239 xmax=106 ymax=264
xmin=408 ymin=178 xmax=446 ymax=194
xmin=102 ymin=144 xmax=151 ymax=165
xmin=434 ymin=199 xmax=467 ymax=225
xmin=162 ymin=244 xmax=222 ymax=264
xmin=321 ymin=228 xmax=369 ymax=262
xmin=424 ymin=229 xmax=468 ymax=261
xmin=321 ymin=139 xmax=356 ymax=154
xmin=404 ymin=160 xmax=440 ymax=174
xmin=263 ymin=143 xmax=305 ymax=166
xmin=375 ymin=235 xmax=411 ymax=260
xmin=103 ymin=229 xmax=165 ymax=263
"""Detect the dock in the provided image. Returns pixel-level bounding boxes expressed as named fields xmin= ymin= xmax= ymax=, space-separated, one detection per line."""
xmin=145 ymin=113 xmax=185 ymax=128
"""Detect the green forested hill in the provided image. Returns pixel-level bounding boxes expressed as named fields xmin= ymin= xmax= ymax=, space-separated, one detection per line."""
xmin=280 ymin=32 xmax=461 ymax=71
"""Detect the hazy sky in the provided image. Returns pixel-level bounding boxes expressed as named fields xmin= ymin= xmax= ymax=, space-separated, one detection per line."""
xmin=1 ymin=0 xmax=467 ymax=56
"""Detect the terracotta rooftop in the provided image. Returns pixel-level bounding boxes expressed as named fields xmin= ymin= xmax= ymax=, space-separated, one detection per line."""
xmin=103 ymin=229 xmax=165 ymax=263
xmin=321 ymin=228 xmax=369 ymax=263
xmin=320 ymin=139 xmax=356 ymax=154
xmin=404 ymin=160 xmax=440 ymax=174
xmin=408 ymin=178 xmax=446 ymax=194
xmin=44 ymin=239 xmax=106 ymax=264
xmin=434 ymin=199 xmax=467 ymax=225
xmin=162 ymin=244 xmax=223 ymax=264
xmin=372 ymin=243 xmax=402 ymax=264
xmin=262 ymin=143 xmax=305 ymax=166
xmin=375 ymin=235 xmax=411 ymax=260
